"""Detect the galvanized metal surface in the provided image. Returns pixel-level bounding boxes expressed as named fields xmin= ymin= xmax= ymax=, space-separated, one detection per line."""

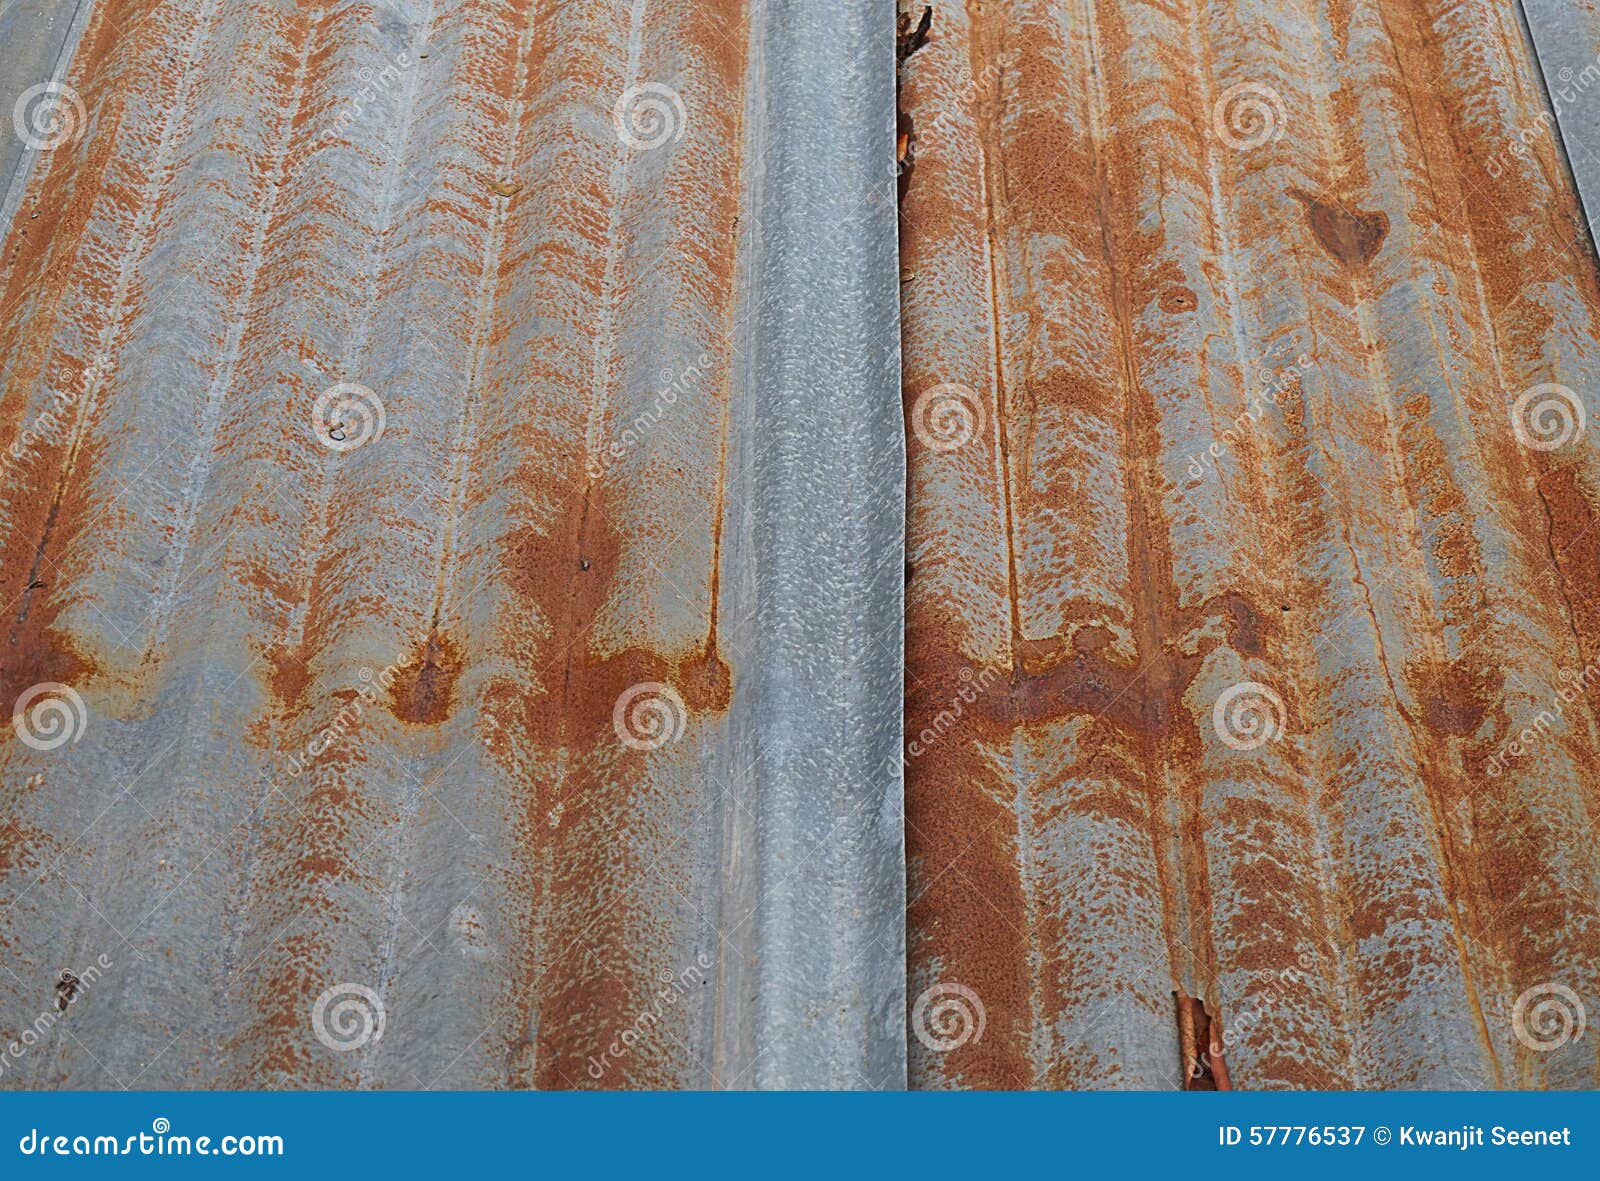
xmin=1524 ymin=0 xmax=1600 ymax=242
xmin=0 ymin=0 xmax=904 ymax=1090
xmin=898 ymin=0 xmax=1600 ymax=1090
xmin=0 ymin=0 xmax=89 ymax=217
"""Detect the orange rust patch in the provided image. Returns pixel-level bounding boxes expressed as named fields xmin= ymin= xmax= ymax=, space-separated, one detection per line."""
xmin=1536 ymin=463 xmax=1600 ymax=663
xmin=388 ymin=630 xmax=463 ymax=726
xmin=0 ymin=818 xmax=51 ymax=876
xmin=1289 ymin=188 xmax=1389 ymax=267
xmin=1409 ymin=657 xmax=1498 ymax=739
xmin=262 ymin=642 xmax=312 ymax=716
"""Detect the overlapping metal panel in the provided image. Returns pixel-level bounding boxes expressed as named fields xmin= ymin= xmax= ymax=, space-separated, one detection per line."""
xmin=898 ymin=0 xmax=1600 ymax=1089
xmin=1525 ymin=0 xmax=1600 ymax=238
xmin=0 ymin=0 xmax=904 ymax=1089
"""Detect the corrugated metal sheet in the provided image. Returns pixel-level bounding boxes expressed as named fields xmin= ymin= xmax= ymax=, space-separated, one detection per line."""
xmin=1525 ymin=0 xmax=1600 ymax=239
xmin=0 ymin=0 xmax=903 ymax=1089
xmin=5 ymin=0 xmax=1600 ymax=1095
xmin=899 ymin=0 xmax=1600 ymax=1089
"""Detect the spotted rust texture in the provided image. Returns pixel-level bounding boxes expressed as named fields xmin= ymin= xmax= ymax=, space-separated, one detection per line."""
xmin=900 ymin=0 xmax=1600 ymax=1089
xmin=0 ymin=0 xmax=771 ymax=1089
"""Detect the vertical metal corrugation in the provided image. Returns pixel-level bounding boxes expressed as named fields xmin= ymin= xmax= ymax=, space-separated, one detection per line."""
xmin=0 ymin=0 xmax=904 ymax=1090
xmin=718 ymin=0 xmax=906 ymax=1089
xmin=899 ymin=0 xmax=1600 ymax=1090
xmin=6 ymin=0 xmax=1600 ymax=1096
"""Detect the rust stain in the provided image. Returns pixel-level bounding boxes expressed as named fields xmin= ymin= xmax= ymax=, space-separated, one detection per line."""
xmin=388 ymin=631 xmax=462 ymax=726
xmin=54 ymin=970 xmax=80 ymax=1012
xmin=1159 ymin=286 xmax=1198 ymax=313
xmin=1289 ymin=188 xmax=1390 ymax=267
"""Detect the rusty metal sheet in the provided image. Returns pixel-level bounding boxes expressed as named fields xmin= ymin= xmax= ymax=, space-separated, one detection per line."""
xmin=0 ymin=0 xmax=904 ymax=1090
xmin=898 ymin=0 xmax=1600 ymax=1090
